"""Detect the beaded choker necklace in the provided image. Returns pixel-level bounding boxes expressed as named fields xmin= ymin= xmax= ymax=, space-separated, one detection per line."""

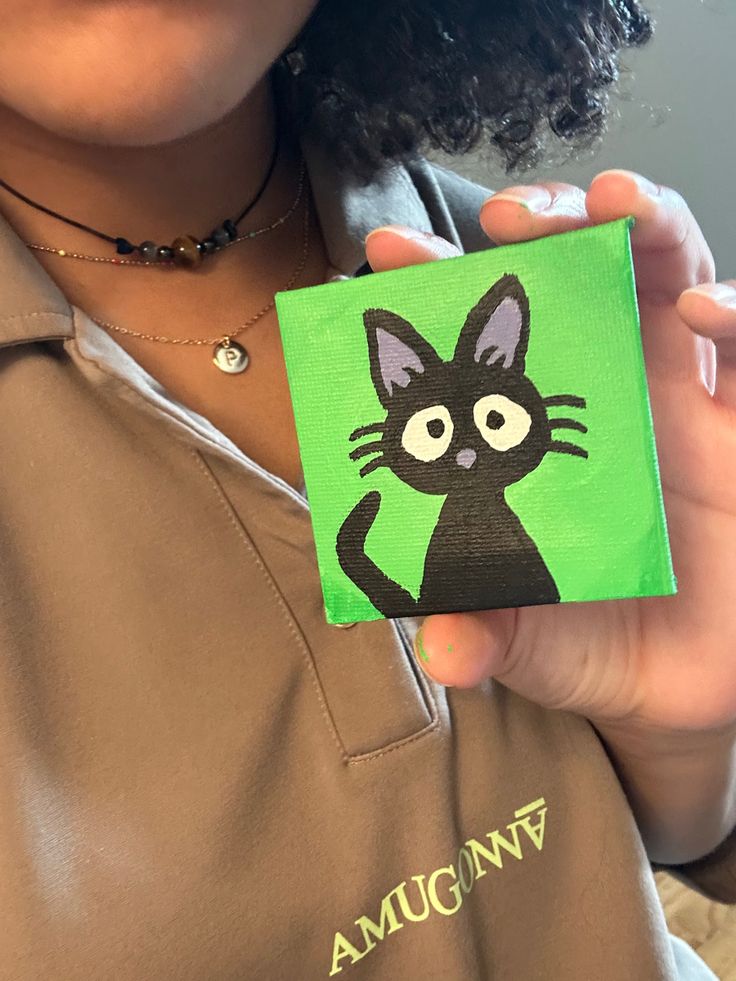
xmin=0 ymin=131 xmax=283 ymax=269
xmin=25 ymin=160 xmax=306 ymax=268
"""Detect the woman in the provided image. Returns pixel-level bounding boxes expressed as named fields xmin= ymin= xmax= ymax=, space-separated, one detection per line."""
xmin=0 ymin=2 xmax=732 ymax=978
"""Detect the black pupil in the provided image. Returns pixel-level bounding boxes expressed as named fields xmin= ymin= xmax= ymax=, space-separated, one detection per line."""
xmin=427 ymin=418 xmax=445 ymax=439
xmin=486 ymin=410 xmax=505 ymax=430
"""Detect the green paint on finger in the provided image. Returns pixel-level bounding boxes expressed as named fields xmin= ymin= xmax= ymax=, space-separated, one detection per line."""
xmin=416 ymin=630 xmax=430 ymax=663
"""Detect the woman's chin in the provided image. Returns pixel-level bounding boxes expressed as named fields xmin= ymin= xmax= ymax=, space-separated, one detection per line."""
xmin=14 ymin=79 xmax=253 ymax=149
xmin=0 ymin=1 xmax=300 ymax=148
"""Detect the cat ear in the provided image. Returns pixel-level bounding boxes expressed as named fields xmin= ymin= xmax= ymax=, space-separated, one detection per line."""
xmin=364 ymin=308 xmax=440 ymax=408
xmin=454 ymin=274 xmax=530 ymax=371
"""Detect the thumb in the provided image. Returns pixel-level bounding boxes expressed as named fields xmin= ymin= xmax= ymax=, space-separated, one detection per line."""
xmin=414 ymin=610 xmax=518 ymax=689
xmin=415 ymin=608 xmax=607 ymax=720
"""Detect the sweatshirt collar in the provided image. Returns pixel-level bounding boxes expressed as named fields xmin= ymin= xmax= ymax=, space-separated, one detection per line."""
xmin=300 ymin=137 xmax=433 ymax=276
xmin=0 ymin=212 xmax=74 ymax=347
xmin=0 ymin=141 xmax=433 ymax=349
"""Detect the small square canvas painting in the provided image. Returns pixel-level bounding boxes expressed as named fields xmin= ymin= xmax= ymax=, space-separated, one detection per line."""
xmin=276 ymin=217 xmax=676 ymax=625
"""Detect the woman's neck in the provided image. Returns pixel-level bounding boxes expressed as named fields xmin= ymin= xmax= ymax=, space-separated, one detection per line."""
xmin=0 ymin=73 xmax=331 ymax=489
xmin=0 ymin=73 xmax=327 ymax=359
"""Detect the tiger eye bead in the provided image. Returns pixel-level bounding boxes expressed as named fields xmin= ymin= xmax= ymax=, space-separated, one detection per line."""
xmin=171 ymin=235 xmax=202 ymax=267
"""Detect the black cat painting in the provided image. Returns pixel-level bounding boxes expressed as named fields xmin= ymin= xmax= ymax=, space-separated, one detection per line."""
xmin=336 ymin=273 xmax=588 ymax=618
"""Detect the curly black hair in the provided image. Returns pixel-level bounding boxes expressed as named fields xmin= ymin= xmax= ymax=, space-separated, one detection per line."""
xmin=274 ymin=0 xmax=653 ymax=181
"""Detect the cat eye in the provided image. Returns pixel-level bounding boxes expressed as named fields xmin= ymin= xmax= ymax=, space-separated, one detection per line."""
xmin=474 ymin=394 xmax=531 ymax=452
xmin=401 ymin=405 xmax=454 ymax=462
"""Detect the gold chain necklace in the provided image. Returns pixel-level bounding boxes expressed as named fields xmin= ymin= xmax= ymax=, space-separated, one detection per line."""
xmin=87 ymin=196 xmax=311 ymax=375
xmin=25 ymin=161 xmax=306 ymax=268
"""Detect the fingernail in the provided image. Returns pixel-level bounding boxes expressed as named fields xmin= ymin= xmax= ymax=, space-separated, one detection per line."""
xmin=365 ymin=225 xmax=439 ymax=245
xmin=413 ymin=629 xmax=455 ymax=688
xmin=687 ymin=282 xmax=736 ymax=307
xmin=593 ymin=169 xmax=659 ymax=198
xmin=483 ymin=186 xmax=552 ymax=213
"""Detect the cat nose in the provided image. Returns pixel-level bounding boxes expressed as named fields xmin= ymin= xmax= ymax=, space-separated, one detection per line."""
xmin=456 ymin=449 xmax=477 ymax=469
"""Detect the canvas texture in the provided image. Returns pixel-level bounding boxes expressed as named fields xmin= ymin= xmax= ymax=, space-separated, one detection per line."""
xmin=276 ymin=217 xmax=676 ymax=624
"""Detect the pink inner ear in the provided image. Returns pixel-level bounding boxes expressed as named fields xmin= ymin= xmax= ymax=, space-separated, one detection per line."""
xmin=475 ymin=297 xmax=523 ymax=368
xmin=377 ymin=327 xmax=425 ymax=396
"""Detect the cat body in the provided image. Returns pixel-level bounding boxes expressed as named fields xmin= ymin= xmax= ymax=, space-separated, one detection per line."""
xmin=336 ymin=273 xmax=585 ymax=619
xmin=421 ymin=489 xmax=559 ymax=613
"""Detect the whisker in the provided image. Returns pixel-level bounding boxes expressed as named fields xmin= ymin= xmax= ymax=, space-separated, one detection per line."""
xmin=543 ymin=394 xmax=587 ymax=409
xmin=350 ymin=440 xmax=384 ymax=461
xmin=360 ymin=457 xmax=388 ymax=478
xmin=548 ymin=417 xmax=588 ymax=435
xmin=349 ymin=422 xmax=385 ymax=442
xmin=549 ymin=440 xmax=588 ymax=460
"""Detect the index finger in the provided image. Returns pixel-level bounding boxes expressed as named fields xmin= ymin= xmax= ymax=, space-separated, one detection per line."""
xmin=586 ymin=169 xmax=715 ymax=300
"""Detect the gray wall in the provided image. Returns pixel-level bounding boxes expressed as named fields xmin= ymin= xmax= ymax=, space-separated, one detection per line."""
xmin=440 ymin=0 xmax=734 ymax=275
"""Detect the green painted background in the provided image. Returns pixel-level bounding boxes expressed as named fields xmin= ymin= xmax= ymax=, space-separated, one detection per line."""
xmin=276 ymin=218 xmax=675 ymax=624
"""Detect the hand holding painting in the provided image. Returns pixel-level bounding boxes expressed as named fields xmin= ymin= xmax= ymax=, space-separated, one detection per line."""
xmin=355 ymin=168 xmax=736 ymax=759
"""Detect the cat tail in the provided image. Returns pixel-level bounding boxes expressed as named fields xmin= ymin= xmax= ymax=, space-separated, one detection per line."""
xmin=336 ymin=491 xmax=418 ymax=618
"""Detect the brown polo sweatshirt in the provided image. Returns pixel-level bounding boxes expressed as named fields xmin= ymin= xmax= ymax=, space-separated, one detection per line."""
xmin=0 ymin=140 xmax=733 ymax=981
